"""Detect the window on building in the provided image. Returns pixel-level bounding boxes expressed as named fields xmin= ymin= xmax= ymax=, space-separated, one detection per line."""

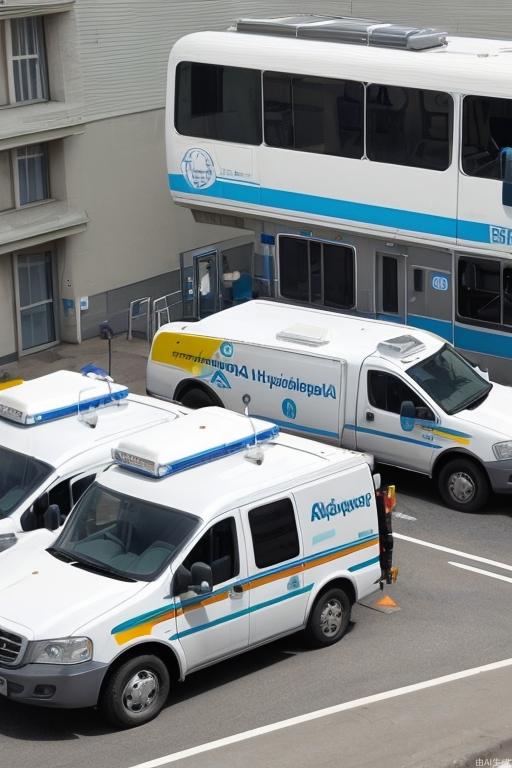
xmin=264 ymin=72 xmax=364 ymax=159
xmin=15 ymin=144 xmax=50 ymax=206
xmin=175 ymin=62 xmax=262 ymax=145
xmin=279 ymin=236 xmax=355 ymax=309
xmin=461 ymin=95 xmax=512 ymax=179
xmin=458 ymin=256 xmax=512 ymax=329
xmin=7 ymin=17 xmax=48 ymax=104
xmin=368 ymin=370 xmax=433 ymax=418
xmin=248 ymin=498 xmax=299 ymax=569
xmin=0 ymin=23 xmax=9 ymax=106
xmin=366 ymin=85 xmax=452 ymax=170
xmin=183 ymin=517 xmax=239 ymax=586
xmin=0 ymin=151 xmax=14 ymax=212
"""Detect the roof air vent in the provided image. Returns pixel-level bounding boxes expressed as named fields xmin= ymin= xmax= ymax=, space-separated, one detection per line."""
xmin=276 ymin=323 xmax=329 ymax=346
xmin=234 ymin=16 xmax=447 ymax=51
xmin=377 ymin=335 xmax=426 ymax=358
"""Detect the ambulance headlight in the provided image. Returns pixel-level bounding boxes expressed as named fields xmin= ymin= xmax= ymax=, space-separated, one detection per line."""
xmin=492 ymin=441 xmax=512 ymax=460
xmin=27 ymin=637 xmax=93 ymax=665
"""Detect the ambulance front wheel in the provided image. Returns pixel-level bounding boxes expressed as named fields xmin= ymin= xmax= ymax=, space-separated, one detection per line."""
xmin=437 ymin=457 xmax=489 ymax=513
xmin=100 ymin=654 xmax=170 ymax=728
xmin=305 ymin=587 xmax=351 ymax=648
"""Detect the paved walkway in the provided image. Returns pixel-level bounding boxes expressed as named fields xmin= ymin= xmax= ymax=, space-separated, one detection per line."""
xmin=0 ymin=335 xmax=150 ymax=395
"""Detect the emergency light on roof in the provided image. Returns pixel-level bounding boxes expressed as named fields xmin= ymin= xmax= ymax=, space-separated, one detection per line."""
xmin=112 ymin=407 xmax=279 ymax=478
xmin=377 ymin=335 xmax=426 ymax=358
xmin=0 ymin=370 xmax=128 ymax=425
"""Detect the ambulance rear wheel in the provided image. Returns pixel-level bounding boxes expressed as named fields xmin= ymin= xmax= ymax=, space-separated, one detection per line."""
xmin=100 ymin=654 xmax=170 ymax=728
xmin=437 ymin=457 xmax=489 ymax=513
xmin=305 ymin=587 xmax=351 ymax=648
xmin=179 ymin=386 xmax=218 ymax=409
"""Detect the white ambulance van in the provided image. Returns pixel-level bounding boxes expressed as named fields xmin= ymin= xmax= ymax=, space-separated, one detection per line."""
xmin=0 ymin=407 xmax=395 ymax=727
xmin=0 ymin=369 xmax=188 ymax=551
xmin=147 ymin=299 xmax=512 ymax=513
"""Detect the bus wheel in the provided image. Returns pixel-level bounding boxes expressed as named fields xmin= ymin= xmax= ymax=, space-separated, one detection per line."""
xmin=180 ymin=386 xmax=218 ymax=409
xmin=100 ymin=654 xmax=170 ymax=728
xmin=437 ymin=458 xmax=489 ymax=513
xmin=304 ymin=587 xmax=351 ymax=648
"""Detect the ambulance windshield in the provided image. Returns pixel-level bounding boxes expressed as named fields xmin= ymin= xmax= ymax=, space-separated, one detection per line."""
xmin=0 ymin=447 xmax=52 ymax=518
xmin=407 ymin=344 xmax=492 ymax=415
xmin=53 ymin=484 xmax=199 ymax=581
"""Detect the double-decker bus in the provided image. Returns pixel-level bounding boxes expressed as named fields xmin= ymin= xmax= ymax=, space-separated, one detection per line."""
xmin=166 ymin=15 xmax=512 ymax=382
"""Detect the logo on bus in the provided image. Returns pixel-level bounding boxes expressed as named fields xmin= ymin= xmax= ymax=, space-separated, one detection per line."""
xmin=490 ymin=225 xmax=512 ymax=245
xmin=181 ymin=148 xmax=216 ymax=190
xmin=431 ymin=273 xmax=449 ymax=292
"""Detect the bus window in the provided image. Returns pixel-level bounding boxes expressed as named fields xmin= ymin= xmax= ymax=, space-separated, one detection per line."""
xmin=279 ymin=236 xmax=355 ymax=309
xmin=367 ymin=85 xmax=452 ymax=171
xmin=458 ymin=258 xmax=500 ymax=325
xmin=462 ymin=96 xmax=512 ymax=179
xmin=504 ymin=267 xmax=512 ymax=326
xmin=175 ymin=62 xmax=261 ymax=145
xmin=263 ymin=72 xmax=364 ymax=159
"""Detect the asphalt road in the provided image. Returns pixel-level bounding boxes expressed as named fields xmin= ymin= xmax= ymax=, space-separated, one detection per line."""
xmin=0 ymin=471 xmax=510 ymax=768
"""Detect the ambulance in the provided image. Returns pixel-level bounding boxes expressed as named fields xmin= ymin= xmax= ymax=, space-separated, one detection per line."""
xmin=0 ymin=368 xmax=188 ymax=552
xmin=0 ymin=407 xmax=395 ymax=727
xmin=147 ymin=299 xmax=512 ymax=512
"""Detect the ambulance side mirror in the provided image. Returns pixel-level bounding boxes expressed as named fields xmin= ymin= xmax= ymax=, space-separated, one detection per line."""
xmin=189 ymin=562 xmax=213 ymax=595
xmin=399 ymin=401 xmax=416 ymax=432
xmin=172 ymin=564 xmax=191 ymax=596
xmin=44 ymin=504 xmax=61 ymax=531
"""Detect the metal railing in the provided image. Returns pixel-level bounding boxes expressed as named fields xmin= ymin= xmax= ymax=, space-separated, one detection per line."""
xmin=127 ymin=291 xmax=183 ymax=341
xmin=127 ymin=297 xmax=151 ymax=340
xmin=152 ymin=290 xmax=183 ymax=335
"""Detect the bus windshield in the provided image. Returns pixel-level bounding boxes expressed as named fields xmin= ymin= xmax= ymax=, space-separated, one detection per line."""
xmin=407 ymin=345 xmax=492 ymax=415
xmin=52 ymin=484 xmax=199 ymax=581
xmin=0 ymin=447 xmax=53 ymax=519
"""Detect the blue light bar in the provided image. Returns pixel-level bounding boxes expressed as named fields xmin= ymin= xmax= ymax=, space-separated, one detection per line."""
xmin=114 ymin=424 xmax=279 ymax=478
xmin=29 ymin=388 xmax=128 ymax=425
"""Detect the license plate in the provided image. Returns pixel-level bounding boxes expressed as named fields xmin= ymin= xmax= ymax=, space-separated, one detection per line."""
xmin=0 ymin=676 xmax=7 ymax=696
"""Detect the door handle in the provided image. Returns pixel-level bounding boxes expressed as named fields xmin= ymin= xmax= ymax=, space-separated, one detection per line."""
xmin=229 ymin=584 xmax=244 ymax=599
xmin=366 ymin=411 xmax=375 ymax=422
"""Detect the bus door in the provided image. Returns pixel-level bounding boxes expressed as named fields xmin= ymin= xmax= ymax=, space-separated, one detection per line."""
xmin=180 ymin=236 xmax=255 ymax=319
xmin=376 ymin=252 xmax=407 ymax=323
xmin=407 ymin=265 xmax=453 ymax=343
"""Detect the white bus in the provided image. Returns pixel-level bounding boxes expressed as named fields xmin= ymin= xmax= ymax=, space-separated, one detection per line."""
xmin=165 ymin=15 xmax=512 ymax=382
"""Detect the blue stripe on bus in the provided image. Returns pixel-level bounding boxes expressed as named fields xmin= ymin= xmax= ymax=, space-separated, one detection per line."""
xmin=454 ymin=324 xmax=512 ymax=358
xmin=407 ymin=314 xmax=453 ymax=342
xmin=169 ymin=174 xmax=490 ymax=244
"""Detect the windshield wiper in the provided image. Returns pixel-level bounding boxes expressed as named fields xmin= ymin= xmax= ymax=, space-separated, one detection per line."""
xmin=451 ymin=384 xmax=492 ymax=414
xmin=47 ymin=546 xmax=136 ymax=581
xmin=70 ymin=557 xmax=137 ymax=582
xmin=47 ymin=546 xmax=75 ymax=563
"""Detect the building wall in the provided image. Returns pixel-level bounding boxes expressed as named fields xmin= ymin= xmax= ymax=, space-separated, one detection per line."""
xmin=352 ymin=1 xmax=512 ymax=37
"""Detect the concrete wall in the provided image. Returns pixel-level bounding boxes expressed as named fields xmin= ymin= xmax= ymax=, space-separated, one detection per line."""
xmin=352 ymin=1 xmax=512 ymax=37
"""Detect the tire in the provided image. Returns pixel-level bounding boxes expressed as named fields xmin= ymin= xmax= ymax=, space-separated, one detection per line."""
xmin=179 ymin=386 xmax=217 ymax=409
xmin=100 ymin=654 xmax=170 ymax=729
xmin=304 ymin=587 xmax=351 ymax=648
xmin=437 ymin=457 xmax=490 ymax=513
